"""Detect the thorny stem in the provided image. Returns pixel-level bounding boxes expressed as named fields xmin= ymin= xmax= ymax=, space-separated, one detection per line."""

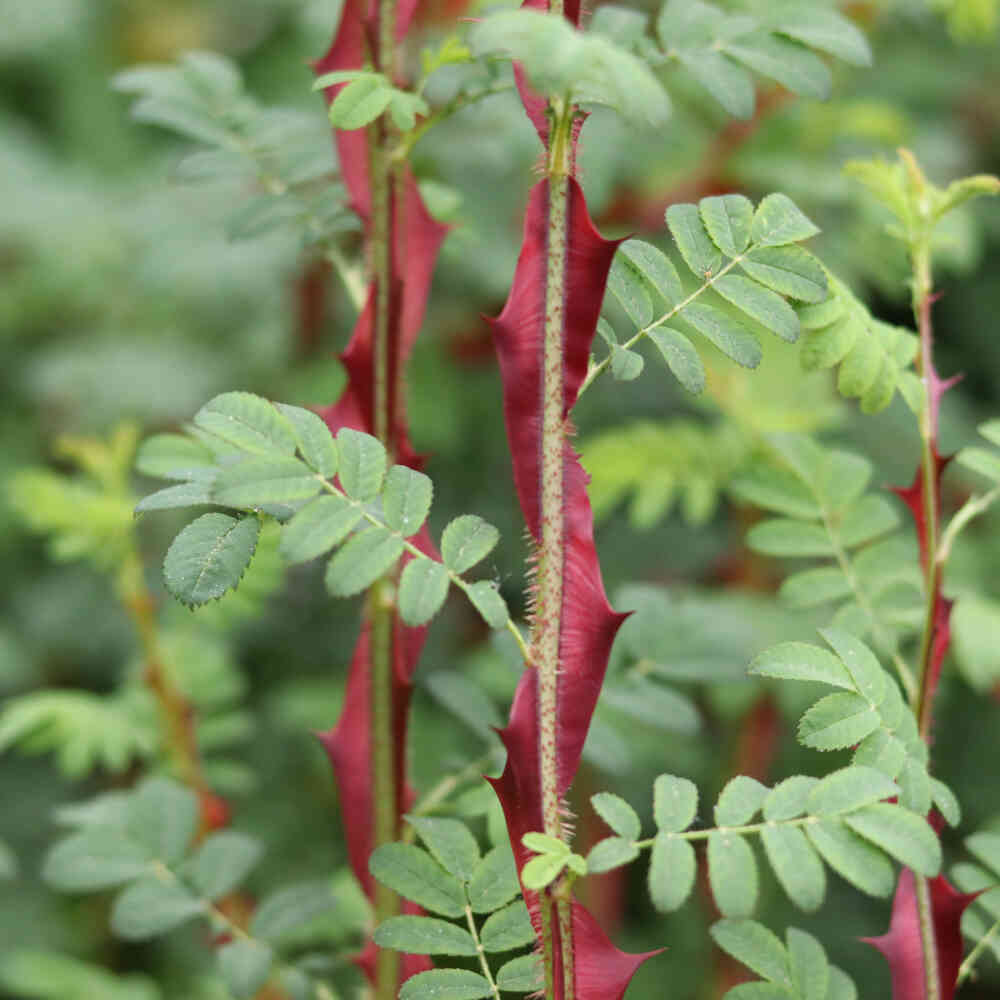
xmin=368 ymin=1 xmax=401 ymax=997
xmin=532 ymin=92 xmax=575 ymax=1000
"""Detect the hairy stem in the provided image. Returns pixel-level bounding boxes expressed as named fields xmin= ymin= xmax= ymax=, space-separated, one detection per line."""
xmin=915 ymin=873 xmax=942 ymax=1000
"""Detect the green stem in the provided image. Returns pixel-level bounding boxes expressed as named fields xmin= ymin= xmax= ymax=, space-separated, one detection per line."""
xmin=465 ymin=903 xmax=502 ymax=1000
xmin=633 ymin=815 xmax=816 ymax=849
xmin=957 ymin=914 xmax=1000 ymax=985
xmin=915 ymin=873 xmax=942 ymax=1000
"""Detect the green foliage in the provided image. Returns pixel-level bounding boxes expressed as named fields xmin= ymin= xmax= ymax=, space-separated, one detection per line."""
xmin=595 ymin=193 xmax=827 ymax=394
xmin=0 ymin=951 xmax=160 ymax=1000
xmin=469 ymin=10 xmax=671 ymax=127
xmin=114 ymin=52 xmax=355 ymax=249
xmin=711 ymin=920 xmax=858 ymax=1000
xmin=952 ymin=826 xmax=1000 ymax=974
xmin=585 ymin=763 xmax=938 ymax=918
xmin=39 ymin=777 xmax=338 ymax=995
xmin=313 ymin=70 xmax=430 ymax=132
xmin=138 ymin=392 xmax=508 ymax=629
xmin=650 ymin=0 xmax=870 ymax=119
xmin=736 ymin=435 xmax=921 ymax=663
xmin=749 ymin=630 xmax=952 ymax=818
xmin=371 ymin=816 xmax=537 ymax=994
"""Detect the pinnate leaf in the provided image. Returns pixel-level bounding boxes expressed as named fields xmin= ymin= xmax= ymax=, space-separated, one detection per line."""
xmin=761 ymin=825 xmax=826 ymax=912
xmin=212 ymin=457 xmax=320 ymax=508
xmin=194 ymin=392 xmax=296 ymax=457
xmin=464 ymin=581 xmax=509 ymax=628
xmin=798 ymin=692 xmax=881 ymax=751
xmin=496 ymin=955 xmax=543 ymax=992
xmin=275 ymin=403 xmax=338 ymax=477
xmin=715 ymin=776 xmax=768 ymax=826
xmin=110 ymin=879 xmax=205 ymax=941
xmin=586 ymin=837 xmax=639 ymax=874
xmin=667 ymin=203 xmax=723 ymax=278
xmin=708 ymin=833 xmax=759 ymax=917
xmin=712 ymin=275 xmax=800 ymax=342
xmin=325 ymin=527 xmax=404 ymax=597
xmin=844 ymin=803 xmax=941 ymax=876
xmin=336 ymin=428 xmax=387 ymax=500
xmin=42 ymin=830 xmax=151 ymax=892
xmin=682 ymin=302 xmax=762 ymax=368
xmin=406 ymin=816 xmax=481 ymax=883
xmin=329 ymin=74 xmax=393 ymax=130
xmin=763 ymin=776 xmax=819 ymax=822
xmin=127 ymin=778 xmax=199 ymax=865
xmin=279 ymin=495 xmax=362 ymax=564
xmin=591 ymin=792 xmax=641 ymax=841
xmin=654 ymin=774 xmax=698 ymax=833
xmin=648 ymin=834 xmax=696 ymax=913
xmin=710 ymin=919 xmax=791 ymax=988
xmin=750 ymin=193 xmax=820 ymax=247
xmin=467 ymin=844 xmax=520 ymax=913
xmin=187 ymin=831 xmax=262 ymax=901
xmin=399 ymin=969 xmax=493 ymax=1000
xmin=249 ymin=882 xmax=336 ymax=942
xmin=806 ymin=820 xmax=895 ymax=897
xmin=382 ymin=465 xmax=433 ymax=536
xmin=218 ymin=939 xmax=273 ymax=999
xmin=647 ymin=326 xmax=706 ymax=394
xmin=741 ymin=246 xmax=827 ymax=303
xmin=749 ymin=643 xmax=852 ymax=689
xmin=700 ymin=194 xmax=754 ymax=257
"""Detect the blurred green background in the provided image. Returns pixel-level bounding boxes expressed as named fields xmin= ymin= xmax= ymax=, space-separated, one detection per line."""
xmin=1 ymin=0 xmax=999 ymax=997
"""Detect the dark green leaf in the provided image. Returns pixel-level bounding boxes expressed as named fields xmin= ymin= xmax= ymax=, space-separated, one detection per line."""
xmin=667 ymin=203 xmax=723 ymax=278
xmin=164 ymin=514 xmax=260 ymax=607
xmin=467 ymin=844 xmax=520 ymax=913
xmin=479 ymin=901 xmax=535 ymax=951
xmin=369 ymin=843 xmax=465 ymax=918
xmin=496 ymin=955 xmax=543 ymax=992
xmin=373 ymin=916 xmax=477 ymax=956
xmin=406 ymin=816 xmax=481 ymax=883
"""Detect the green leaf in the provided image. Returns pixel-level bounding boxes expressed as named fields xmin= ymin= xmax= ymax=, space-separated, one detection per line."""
xmin=931 ymin=779 xmax=961 ymax=828
xmin=749 ymin=643 xmax=853 ymax=689
xmin=325 ymin=526 xmax=405 ymax=597
xmin=731 ymin=465 xmax=821 ymax=520
xmin=388 ymin=89 xmax=430 ymax=131
xmin=218 ymin=939 xmax=273 ymax=999
xmin=619 ymin=240 xmax=683 ymax=307
xmin=329 ymin=73 xmax=393 ymax=130
xmin=193 ymin=392 xmax=297 ymax=457
xmin=700 ymin=195 xmax=754 ymax=257
xmin=710 ymin=919 xmax=791 ymax=988
xmin=406 ymin=816 xmax=481 ymax=883
xmin=520 ymin=852 xmax=567 ymax=890
xmin=667 ymin=203 xmax=723 ymax=278
xmin=786 ymin=927 xmax=829 ymax=1000
xmin=398 ymin=559 xmax=450 ymax=626
xmin=464 ymin=581 xmax=510 ymax=628
xmin=110 ymin=879 xmax=205 ymax=941
xmin=479 ymin=901 xmax=535 ymax=951
xmin=723 ymin=34 xmax=831 ymax=100
xmin=715 ymin=776 xmax=768 ymax=826
xmin=373 ymin=916 xmax=477 ymax=956
xmin=274 ymin=404 xmax=338 ymax=478
xmin=708 ymin=833 xmax=758 ymax=918
xmin=648 ymin=833 xmax=696 ymax=913
xmin=762 ymin=825 xmax=826 ymax=912
xmin=249 ymin=882 xmax=336 ymax=942
xmin=336 ymin=428 xmax=387 ymax=500
xmin=586 ymin=837 xmax=639 ymax=874
xmin=740 ymin=246 xmax=827 ymax=303
xmin=164 ymin=514 xmax=260 ymax=607
xmin=423 ymin=671 xmax=503 ymax=742
xmin=957 ymin=446 xmax=1000 ymax=483
xmin=712 ymin=275 xmax=800 ymax=342
xmin=806 ymin=820 xmax=895 ymax=897
xmin=127 ymin=778 xmax=199 ymax=865
xmin=608 ymin=255 xmax=653 ymax=327
xmin=682 ymin=302 xmax=762 ymax=368
xmin=591 ymin=792 xmax=641 ymax=841
xmin=135 ymin=433 xmax=215 ymax=481
xmin=806 ymin=767 xmax=899 ymax=817
xmin=826 ymin=966 xmax=859 ymax=1000
xmin=382 ymin=465 xmax=433 ymax=537
xmin=212 ymin=457 xmax=321 ymax=508
xmin=780 ymin=567 xmax=852 ymax=608
xmin=369 ymin=843 xmax=465 ymax=918
xmin=798 ymin=692 xmax=881 ymax=751
xmin=496 ymin=955 xmax=544 ymax=992
xmin=280 ymin=495 xmax=363 ymax=564
xmin=135 ymin=482 xmax=215 ymax=512
xmin=42 ymin=830 xmax=151 ymax=892
xmin=750 ymin=193 xmax=820 ymax=247
xmin=979 ymin=419 xmax=1000 ymax=447
xmin=763 ymin=776 xmax=819 ymax=822
xmin=747 ymin=519 xmax=833 ymax=557
xmin=724 ymin=984 xmax=790 ymax=999
xmin=467 ymin=844 xmax=520 ymax=913
xmin=854 ymin=731 xmax=907 ymax=779
xmin=771 ymin=5 xmax=872 ymax=66
xmin=399 ymin=968 xmax=493 ymax=1000
xmin=819 ymin=628 xmax=886 ymax=706
xmin=676 ymin=48 xmax=755 ymax=119
xmin=844 ymin=803 xmax=941 ymax=876
xmin=647 ymin=326 xmax=706 ymax=394
xmin=611 ymin=346 xmax=645 ymax=381
xmin=441 ymin=515 xmax=500 ymax=573
xmin=653 ymin=774 xmax=698 ymax=833
xmin=838 ymin=495 xmax=899 ymax=547
xmin=187 ymin=831 xmax=262 ymax=901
